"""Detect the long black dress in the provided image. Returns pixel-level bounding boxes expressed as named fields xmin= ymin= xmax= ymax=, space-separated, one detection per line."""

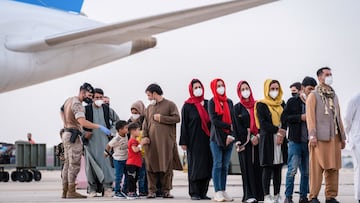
xmin=179 ymin=100 xmax=212 ymax=199
xmin=233 ymin=102 xmax=264 ymax=202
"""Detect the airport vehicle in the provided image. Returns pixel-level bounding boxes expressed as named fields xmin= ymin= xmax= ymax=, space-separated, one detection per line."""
xmin=0 ymin=0 xmax=277 ymax=93
xmin=0 ymin=142 xmax=46 ymax=182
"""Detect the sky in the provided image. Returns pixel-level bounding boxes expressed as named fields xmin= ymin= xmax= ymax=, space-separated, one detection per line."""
xmin=0 ymin=0 xmax=359 ymax=147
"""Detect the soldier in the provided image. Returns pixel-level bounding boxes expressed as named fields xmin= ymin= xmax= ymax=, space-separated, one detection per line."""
xmin=60 ymin=83 xmax=111 ymax=199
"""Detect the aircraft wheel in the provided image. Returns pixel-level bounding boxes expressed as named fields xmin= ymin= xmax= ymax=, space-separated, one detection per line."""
xmin=25 ymin=170 xmax=33 ymax=182
xmin=18 ymin=171 xmax=27 ymax=182
xmin=11 ymin=171 xmax=18 ymax=181
xmin=33 ymin=170 xmax=41 ymax=181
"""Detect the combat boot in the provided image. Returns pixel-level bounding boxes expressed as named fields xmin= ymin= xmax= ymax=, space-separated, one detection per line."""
xmin=66 ymin=183 xmax=87 ymax=198
xmin=62 ymin=182 xmax=68 ymax=198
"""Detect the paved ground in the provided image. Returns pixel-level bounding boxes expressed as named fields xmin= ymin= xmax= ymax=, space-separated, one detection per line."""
xmin=0 ymin=168 xmax=356 ymax=203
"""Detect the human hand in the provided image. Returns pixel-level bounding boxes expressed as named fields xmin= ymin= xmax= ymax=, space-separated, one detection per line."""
xmin=341 ymin=140 xmax=346 ymax=149
xmin=99 ymin=125 xmax=111 ymax=135
xmin=153 ymin=114 xmax=161 ymax=122
xmin=251 ymin=134 xmax=259 ymax=146
xmin=276 ymin=133 xmax=284 ymax=145
xmin=141 ymin=137 xmax=150 ymax=145
xmin=84 ymin=131 xmax=92 ymax=139
xmin=301 ymin=114 xmax=306 ymax=122
xmin=309 ymin=136 xmax=317 ymax=147
xmin=226 ymin=135 xmax=234 ymax=146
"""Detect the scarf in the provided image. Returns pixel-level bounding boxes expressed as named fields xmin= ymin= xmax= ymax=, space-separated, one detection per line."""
xmin=316 ymin=84 xmax=339 ymax=133
xmin=210 ymin=78 xmax=232 ymax=133
xmin=237 ymin=81 xmax=258 ymax=135
xmin=255 ymin=79 xmax=284 ymax=128
xmin=185 ymin=79 xmax=210 ymax=136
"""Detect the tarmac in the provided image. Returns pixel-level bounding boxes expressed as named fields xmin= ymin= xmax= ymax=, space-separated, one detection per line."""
xmin=0 ymin=168 xmax=356 ymax=203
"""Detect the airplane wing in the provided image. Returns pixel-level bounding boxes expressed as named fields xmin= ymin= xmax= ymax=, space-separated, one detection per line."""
xmin=6 ymin=0 xmax=277 ymax=52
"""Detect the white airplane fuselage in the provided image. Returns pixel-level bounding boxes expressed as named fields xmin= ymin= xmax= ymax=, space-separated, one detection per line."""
xmin=0 ymin=0 xmax=150 ymax=93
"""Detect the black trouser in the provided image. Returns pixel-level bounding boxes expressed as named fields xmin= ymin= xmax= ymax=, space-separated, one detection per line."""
xmin=189 ymin=177 xmax=211 ymax=198
xmin=262 ymin=164 xmax=283 ymax=196
xmin=126 ymin=165 xmax=140 ymax=193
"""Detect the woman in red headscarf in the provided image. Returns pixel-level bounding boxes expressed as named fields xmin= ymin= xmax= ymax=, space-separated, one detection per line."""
xmin=208 ymin=78 xmax=236 ymax=202
xmin=233 ymin=81 xmax=263 ymax=203
xmin=180 ymin=79 xmax=212 ymax=200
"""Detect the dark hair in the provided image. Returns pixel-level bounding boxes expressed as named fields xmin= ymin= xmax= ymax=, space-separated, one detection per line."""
xmin=289 ymin=82 xmax=301 ymax=90
xmin=115 ymin=120 xmax=128 ymax=131
xmin=59 ymin=128 xmax=65 ymax=135
xmin=145 ymin=83 xmax=163 ymax=95
xmin=301 ymin=76 xmax=317 ymax=87
xmin=270 ymin=80 xmax=280 ymax=86
xmin=80 ymin=82 xmax=94 ymax=93
xmin=128 ymin=122 xmax=140 ymax=133
xmin=191 ymin=79 xmax=202 ymax=86
xmin=316 ymin=67 xmax=331 ymax=77
xmin=94 ymin=88 xmax=104 ymax=95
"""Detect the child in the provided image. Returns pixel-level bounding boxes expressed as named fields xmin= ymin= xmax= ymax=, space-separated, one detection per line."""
xmin=105 ymin=120 xmax=128 ymax=199
xmin=126 ymin=122 xmax=144 ymax=199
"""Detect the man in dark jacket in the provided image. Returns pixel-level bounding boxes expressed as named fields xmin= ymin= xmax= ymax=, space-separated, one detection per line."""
xmin=282 ymin=77 xmax=317 ymax=203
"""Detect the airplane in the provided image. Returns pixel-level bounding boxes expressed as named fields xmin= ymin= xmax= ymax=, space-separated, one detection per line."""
xmin=0 ymin=0 xmax=278 ymax=93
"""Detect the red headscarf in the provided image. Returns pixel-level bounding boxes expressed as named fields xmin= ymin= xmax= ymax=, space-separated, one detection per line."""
xmin=237 ymin=81 xmax=258 ymax=135
xmin=210 ymin=78 xmax=232 ymax=133
xmin=185 ymin=79 xmax=210 ymax=136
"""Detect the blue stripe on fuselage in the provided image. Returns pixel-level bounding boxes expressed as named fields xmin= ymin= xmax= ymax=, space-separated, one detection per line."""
xmin=14 ymin=0 xmax=84 ymax=13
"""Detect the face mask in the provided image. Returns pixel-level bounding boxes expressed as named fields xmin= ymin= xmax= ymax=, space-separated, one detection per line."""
xmin=269 ymin=90 xmax=279 ymax=99
xmin=94 ymin=99 xmax=104 ymax=107
xmin=324 ymin=76 xmax=333 ymax=86
xmin=83 ymin=97 xmax=92 ymax=104
xmin=193 ymin=88 xmax=203 ymax=97
xmin=301 ymin=92 xmax=307 ymax=100
xmin=241 ymin=90 xmax=251 ymax=99
xmin=149 ymin=99 xmax=156 ymax=105
xmin=216 ymin=86 xmax=225 ymax=95
xmin=291 ymin=93 xmax=298 ymax=97
xmin=131 ymin=114 xmax=140 ymax=120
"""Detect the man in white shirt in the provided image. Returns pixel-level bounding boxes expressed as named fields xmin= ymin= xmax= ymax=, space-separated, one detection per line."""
xmin=344 ymin=92 xmax=360 ymax=203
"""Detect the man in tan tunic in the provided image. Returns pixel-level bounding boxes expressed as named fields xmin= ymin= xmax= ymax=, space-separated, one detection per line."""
xmin=142 ymin=83 xmax=182 ymax=198
xmin=60 ymin=83 xmax=111 ymax=198
xmin=306 ymin=67 xmax=346 ymax=203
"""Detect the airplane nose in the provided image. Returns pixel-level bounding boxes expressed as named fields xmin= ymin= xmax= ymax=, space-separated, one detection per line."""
xmin=130 ymin=37 xmax=157 ymax=55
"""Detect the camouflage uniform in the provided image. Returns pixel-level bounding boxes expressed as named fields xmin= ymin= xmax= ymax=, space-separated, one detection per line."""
xmin=61 ymin=97 xmax=85 ymax=185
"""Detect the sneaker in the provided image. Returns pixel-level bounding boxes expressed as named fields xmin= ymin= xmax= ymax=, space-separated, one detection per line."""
xmin=309 ymin=198 xmax=320 ymax=203
xmin=298 ymin=197 xmax=308 ymax=203
xmin=325 ymin=198 xmax=340 ymax=203
xmin=163 ymin=192 xmax=174 ymax=198
xmin=88 ymin=191 xmax=97 ymax=198
xmin=264 ymin=195 xmax=275 ymax=203
xmin=139 ymin=192 xmax=148 ymax=197
xmin=274 ymin=194 xmax=281 ymax=203
xmin=113 ymin=192 xmax=126 ymax=199
xmin=214 ymin=191 xmax=225 ymax=202
xmin=127 ymin=192 xmax=137 ymax=200
xmin=245 ymin=198 xmax=257 ymax=203
xmin=103 ymin=188 xmax=113 ymax=197
xmin=201 ymin=195 xmax=211 ymax=200
xmin=222 ymin=191 xmax=233 ymax=202
xmin=191 ymin=195 xmax=201 ymax=200
xmin=284 ymin=197 xmax=294 ymax=203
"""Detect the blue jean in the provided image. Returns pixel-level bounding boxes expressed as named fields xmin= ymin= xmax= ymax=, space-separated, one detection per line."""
xmin=285 ymin=141 xmax=309 ymax=198
xmin=210 ymin=141 xmax=233 ymax=192
xmin=138 ymin=158 xmax=148 ymax=194
xmin=113 ymin=159 xmax=127 ymax=193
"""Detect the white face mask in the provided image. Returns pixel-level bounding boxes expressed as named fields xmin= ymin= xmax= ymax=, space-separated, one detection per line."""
xmin=269 ymin=90 xmax=279 ymax=99
xmin=149 ymin=99 xmax=156 ymax=105
xmin=324 ymin=76 xmax=333 ymax=86
xmin=131 ymin=114 xmax=140 ymax=120
xmin=94 ymin=99 xmax=104 ymax=107
xmin=193 ymin=88 xmax=203 ymax=97
xmin=241 ymin=90 xmax=251 ymax=99
xmin=216 ymin=86 xmax=225 ymax=95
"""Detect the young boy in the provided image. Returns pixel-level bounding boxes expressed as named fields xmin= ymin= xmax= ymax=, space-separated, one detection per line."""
xmin=105 ymin=120 xmax=128 ymax=199
xmin=126 ymin=122 xmax=144 ymax=199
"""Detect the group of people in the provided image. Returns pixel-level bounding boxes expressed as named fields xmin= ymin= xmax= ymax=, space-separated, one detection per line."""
xmin=57 ymin=66 xmax=358 ymax=203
